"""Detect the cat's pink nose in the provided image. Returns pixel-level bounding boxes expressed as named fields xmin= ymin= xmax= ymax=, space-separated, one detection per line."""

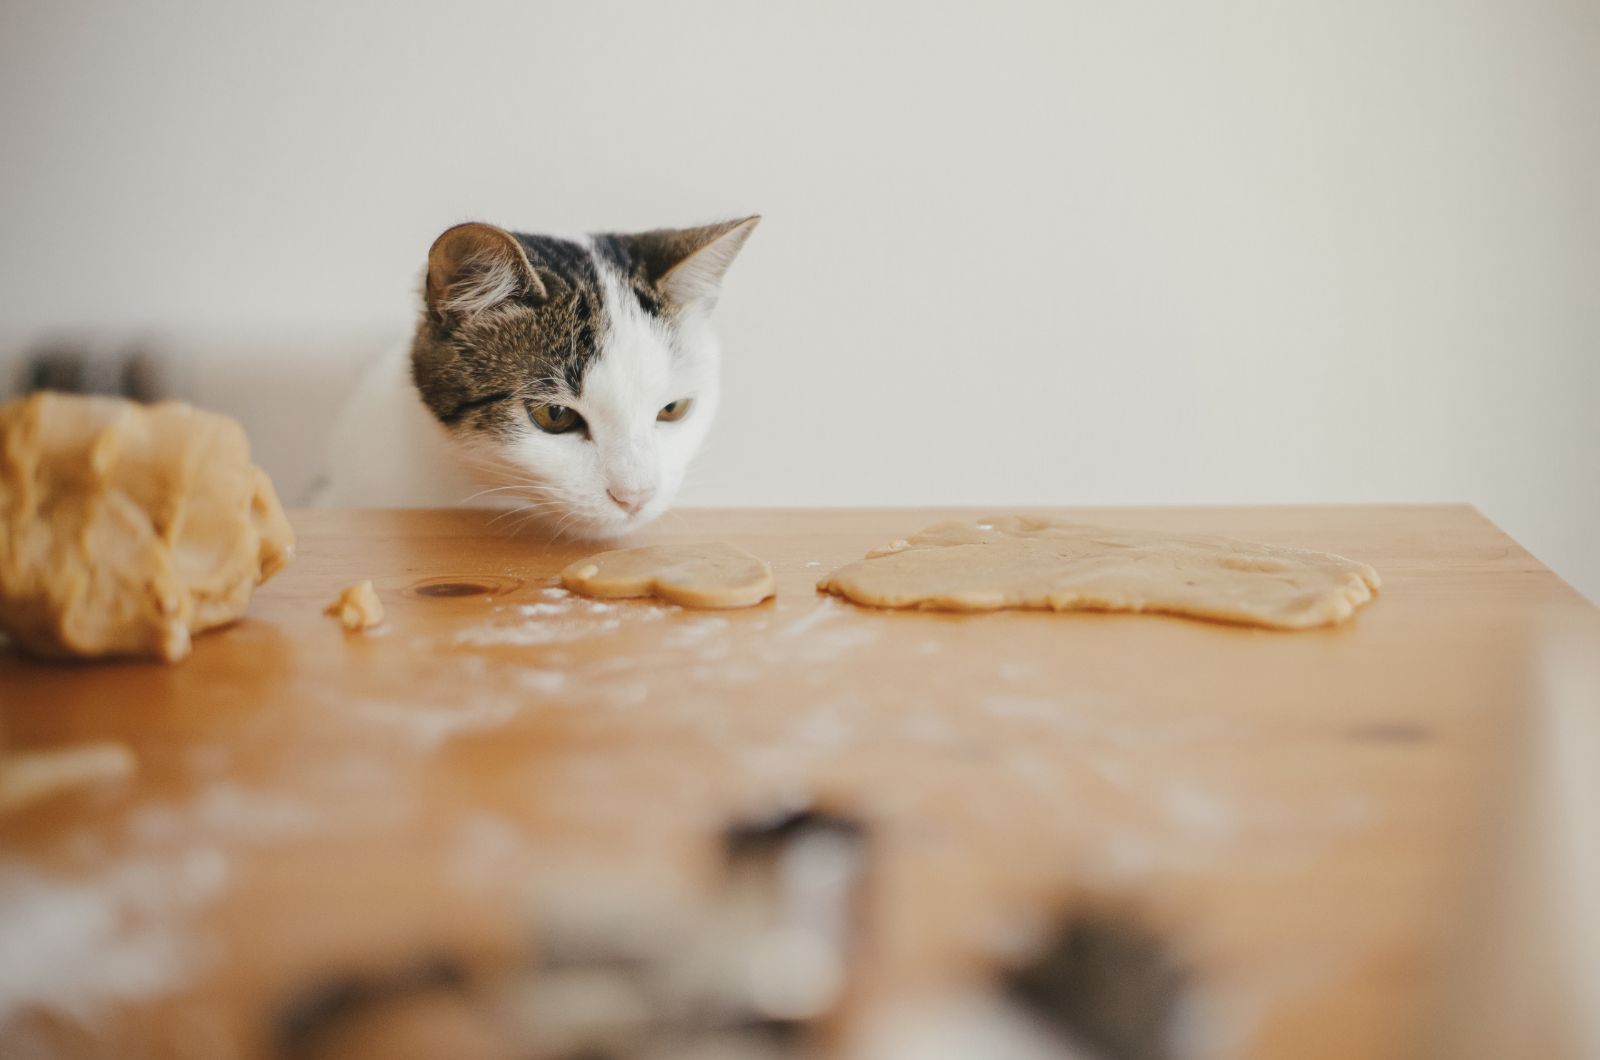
xmin=607 ymin=486 xmax=654 ymax=514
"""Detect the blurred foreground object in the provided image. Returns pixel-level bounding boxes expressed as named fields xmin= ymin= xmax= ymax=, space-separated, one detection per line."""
xmin=1006 ymin=911 xmax=1184 ymax=1060
xmin=508 ymin=810 xmax=868 ymax=1060
xmin=0 ymin=741 xmax=136 ymax=813
xmin=1436 ymin=634 xmax=1600 ymax=1058
xmin=1 ymin=333 xmax=383 ymax=507
xmin=275 ymin=810 xmax=870 ymax=1060
xmin=0 ymin=392 xmax=293 ymax=661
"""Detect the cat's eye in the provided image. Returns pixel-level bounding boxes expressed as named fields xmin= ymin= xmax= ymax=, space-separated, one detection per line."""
xmin=529 ymin=403 xmax=585 ymax=434
xmin=657 ymin=398 xmax=694 ymax=423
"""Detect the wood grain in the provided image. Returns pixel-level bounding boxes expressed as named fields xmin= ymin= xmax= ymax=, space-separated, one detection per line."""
xmin=2 ymin=505 xmax=1596 ymax=1059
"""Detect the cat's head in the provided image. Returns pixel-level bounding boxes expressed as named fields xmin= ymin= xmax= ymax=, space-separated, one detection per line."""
xmin=410 ymin=216 xmax=758 ymax=539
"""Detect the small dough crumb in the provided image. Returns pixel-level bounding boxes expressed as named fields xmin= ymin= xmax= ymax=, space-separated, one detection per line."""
xmin=0 ymin=742 xmax=137 ymax=814
xmin=0 ymin=393 xmax=294 ymax=661
xmin=562 ymin=543 xmax=775 ymax=609
xmin=325 ymin=579 xmax=384 ymax=631
xmin=819 ymin=516 xmax=1380 ymax=630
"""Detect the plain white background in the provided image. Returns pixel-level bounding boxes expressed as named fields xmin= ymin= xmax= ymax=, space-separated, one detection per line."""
xmin=2 ymin=0 xmax=1596 ymax=599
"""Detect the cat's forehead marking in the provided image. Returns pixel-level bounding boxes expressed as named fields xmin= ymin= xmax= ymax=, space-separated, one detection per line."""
xmin=512 ymin=233 xmax=606 ymax=394
xmin=507 ymin=233 xmax=678 ymax=400
xmin=584 ymin=261 xmax=677 ymax=404
xmin=591 ymin=234 xmax=666 ymax=318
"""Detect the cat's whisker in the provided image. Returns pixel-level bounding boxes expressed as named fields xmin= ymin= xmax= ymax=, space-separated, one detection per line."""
xmin=494 ymin=500 xmax=569 ymax=537
xmin=448 ymin=456 xmax=570 ymax=504
xmin=498 ymin=509 xmax=541 ymax=535
xmin=463 ymin=488 xmax=546 ymax=510
xmin=460 ymin=483 xmax=551 ymax=504
xmin=549 ymin=509 xmax=579 ymax=539
xmin=507 ymin=503 xmax=583 ymax=541
xmin=486 ymin=501 xmax=567 ymax=531
xmin=479 ymin=487 xmax=565 ymax=511
xmin=549 ymin=509 xmax=590 ymax=543
xmin=483 ymin=494 xmax=566 ymax=514
xmin=537 ymin=512 xmax=576 ymax=541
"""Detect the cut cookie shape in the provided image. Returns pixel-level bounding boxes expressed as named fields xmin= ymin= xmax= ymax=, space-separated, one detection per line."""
xmin=561 ymin=543 xmax=776 ymax=609
xmin=818 ymin=517 xmax=1379 ymax=630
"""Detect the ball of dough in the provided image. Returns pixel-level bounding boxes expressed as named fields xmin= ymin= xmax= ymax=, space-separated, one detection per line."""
xmin=0 ymin=392 xmax=294 ymax=661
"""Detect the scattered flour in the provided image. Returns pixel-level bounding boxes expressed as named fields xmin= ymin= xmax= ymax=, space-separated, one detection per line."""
xmin=445 ymin=813 xmax=535 ymax=893
xmin=900 ymin=713 xmax=956 ymax=746
xmin=688 ymin=662 xmax=764 ymax=685
xmin=454 ymin=615 xmax=622 ymax=648
xmin=515 ymin=602 xmax=570 ymax=617
xmin=351 ymin=698 xmax=521 ymax=750
xmin=774 ymin=599 xmax=844 ymax=640
xmin=980 ymin=695 xmax=1074 ymax=724
xmin=603 ymin=683 xmax=650 ymax=709
xmin=515 ymin=668 xmax=568 ymax=695
xmin=0 ymin=847 xmax=228 ymax=1025
xmin=790 ymin=711 xmax=854 ymax=751
xmin=665 ymin=615 xmax=731 ymax=648
xmin=1100 ymin=832 xmax=1160 ymax=877
xmin=129 ymin=783 xmax=322 ymax=846
xmin=996 ymin=661 xmax=1035 ymax=683
xmin=1162 ymin=783 xmax=1240 ymax=836
xmin=1091 ymin=757 xmax=1135 ymax=789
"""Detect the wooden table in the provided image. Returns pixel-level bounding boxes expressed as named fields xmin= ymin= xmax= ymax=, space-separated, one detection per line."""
xmin=2 ymin=505 xmax=1597 ymax=1059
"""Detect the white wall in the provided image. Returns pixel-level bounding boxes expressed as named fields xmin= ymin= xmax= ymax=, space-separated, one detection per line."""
xmin=3 ymin=0 xmax=1597 ymax=600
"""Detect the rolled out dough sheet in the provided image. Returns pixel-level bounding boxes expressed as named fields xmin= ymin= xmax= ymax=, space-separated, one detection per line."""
xmin=819 ymin=517 xmax=1379 ymax=630
xmin=561 ymin=543 xmax=776 ymax=609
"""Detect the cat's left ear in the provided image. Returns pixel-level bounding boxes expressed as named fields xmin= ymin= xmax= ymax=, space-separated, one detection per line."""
xmin=628 ymin=216 xmax=761 ymax=314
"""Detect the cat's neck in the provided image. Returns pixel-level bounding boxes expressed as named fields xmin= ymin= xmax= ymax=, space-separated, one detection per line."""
xmin=321 ymin=347 xmax=497 ymax=508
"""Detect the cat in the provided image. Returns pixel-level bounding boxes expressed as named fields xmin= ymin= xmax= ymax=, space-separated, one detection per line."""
xmin=321 ymin=216 xmax=759 ymax=539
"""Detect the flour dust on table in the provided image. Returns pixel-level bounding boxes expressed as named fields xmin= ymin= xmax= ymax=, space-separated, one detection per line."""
xmin=321 ymin=217 xmax=760 ymax=539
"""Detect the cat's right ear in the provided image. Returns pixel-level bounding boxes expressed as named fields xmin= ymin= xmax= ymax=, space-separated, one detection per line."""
xmin=425 ymin=223 xmax=546 ymax=324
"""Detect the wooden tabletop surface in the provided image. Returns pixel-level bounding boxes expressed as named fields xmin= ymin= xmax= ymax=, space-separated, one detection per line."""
xmin=2 ymin=504 xmax=1597 ymax=1059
